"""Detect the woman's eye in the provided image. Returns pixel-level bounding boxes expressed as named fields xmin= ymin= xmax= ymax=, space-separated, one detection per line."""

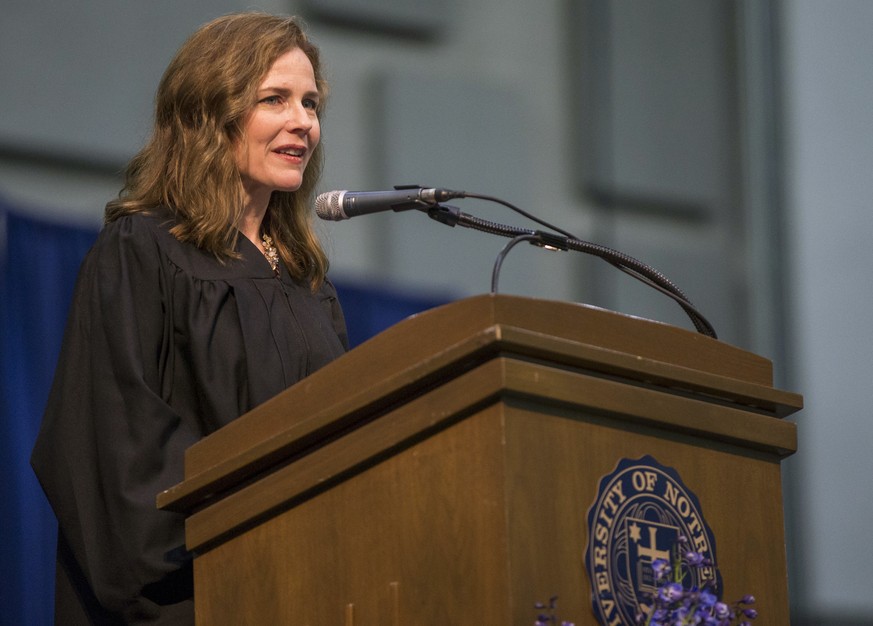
xmin=303 ymin=98 xmax=318 ymax=110
xmin=260 ymin=95 xmax=282 ymax=105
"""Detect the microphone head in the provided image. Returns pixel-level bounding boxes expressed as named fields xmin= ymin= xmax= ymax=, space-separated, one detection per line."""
xmin=315 ymin=190 xmax=347 ymax=221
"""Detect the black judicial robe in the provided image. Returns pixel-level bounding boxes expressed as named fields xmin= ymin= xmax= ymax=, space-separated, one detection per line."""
xmin=31 ymin=208 xmax=349 ymax=624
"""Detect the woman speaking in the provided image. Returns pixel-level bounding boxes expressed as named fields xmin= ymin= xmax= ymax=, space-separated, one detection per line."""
xmin=31 ymin=12 xmax=348 ymax=624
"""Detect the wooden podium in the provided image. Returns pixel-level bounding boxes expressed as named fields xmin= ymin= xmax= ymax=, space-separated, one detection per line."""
xmin=158 ymin=295 xmax=801 ymax=625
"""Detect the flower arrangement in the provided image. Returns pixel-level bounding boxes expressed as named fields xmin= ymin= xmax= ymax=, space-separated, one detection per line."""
xmin=635 ymin=537 xmax=758 ymax=626
xmin=533 ymin=536 xmax=759 ymax=626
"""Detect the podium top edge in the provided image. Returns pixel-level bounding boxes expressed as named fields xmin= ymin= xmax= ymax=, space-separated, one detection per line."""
xmin=418 ymin=294 xmax=773 ymax=379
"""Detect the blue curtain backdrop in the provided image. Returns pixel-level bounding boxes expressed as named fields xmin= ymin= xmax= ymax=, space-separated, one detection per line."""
xmin=0 ymin=197 xmax=450 ymax=625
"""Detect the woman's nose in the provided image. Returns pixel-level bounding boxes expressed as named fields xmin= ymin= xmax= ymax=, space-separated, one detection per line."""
xmin=285 ymin=104 xmax=313 ymax=134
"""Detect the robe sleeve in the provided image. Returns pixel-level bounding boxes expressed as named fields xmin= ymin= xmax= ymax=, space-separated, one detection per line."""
xmin=31 ymin=215 xmax=194 ymax=620
xmin=322 ymin=277 xmax=350 ymax=352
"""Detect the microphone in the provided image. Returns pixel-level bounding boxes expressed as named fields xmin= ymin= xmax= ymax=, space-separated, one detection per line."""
xmin=315 ymin=187 xmax=464 ymax=221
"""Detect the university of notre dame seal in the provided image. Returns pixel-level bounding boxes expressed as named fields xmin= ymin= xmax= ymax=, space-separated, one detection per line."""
xmin=584 ymin=455 xmax=721 ymax=626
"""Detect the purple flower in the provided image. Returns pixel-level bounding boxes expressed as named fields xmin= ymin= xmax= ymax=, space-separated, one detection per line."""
xmin=673 ymin=605 xmax=695 ymax=622
xmin=698 ymin=590 xmax=718 ymax=608
xmin=714 ymin=602 xmax=731 ymax=619
xmin=659 ymin=582 xmax=684 ymax=602
xmin=652 ymin=558 xmax=672 ymax=580
xmin=685 ymin=550 xmax=707 ymax=566
xmin=636 ymin=538 xmax=760 ymax=625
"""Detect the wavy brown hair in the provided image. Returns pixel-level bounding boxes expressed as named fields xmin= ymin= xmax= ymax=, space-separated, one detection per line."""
xmin=105 ymin=12 xmax=330 ymax=288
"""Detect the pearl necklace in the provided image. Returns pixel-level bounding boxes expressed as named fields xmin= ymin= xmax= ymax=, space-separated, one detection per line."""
xmin=261 ymin=233 xmax=280 ymax=276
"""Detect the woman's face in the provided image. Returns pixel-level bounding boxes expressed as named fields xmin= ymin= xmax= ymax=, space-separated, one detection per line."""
xmin=235 ymin=47 xmax=321 ymax=212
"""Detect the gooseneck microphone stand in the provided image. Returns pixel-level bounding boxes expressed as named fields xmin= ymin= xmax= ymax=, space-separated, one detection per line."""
xmin=420 ymin=192 xmax=718 ymax=340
